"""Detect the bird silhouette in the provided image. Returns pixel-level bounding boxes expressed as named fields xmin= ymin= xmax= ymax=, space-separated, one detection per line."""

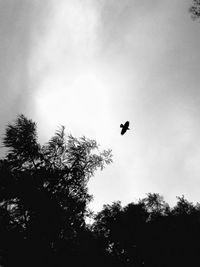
xmin=120 ymin=121 xmax=130 ymax=135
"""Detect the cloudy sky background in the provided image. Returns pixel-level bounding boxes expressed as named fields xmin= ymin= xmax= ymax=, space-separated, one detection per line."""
xmin=1 ymin=0 xmax=200 ymax=211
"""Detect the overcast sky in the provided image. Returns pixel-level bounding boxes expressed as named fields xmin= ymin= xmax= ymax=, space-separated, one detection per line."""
xmin=1 ymin=0 xmax=200 ymax=211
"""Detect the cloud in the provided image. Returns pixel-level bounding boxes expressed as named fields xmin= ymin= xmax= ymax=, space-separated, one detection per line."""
xmin=88 ymin=0 xmax=200 ymax=208
xmin=0 ymin=0 xmax=51 ymax=147
xmin=29 ymin=0 xmax=200 ymax=210
xmin=2 ymin=0 xmax=200 ymax=210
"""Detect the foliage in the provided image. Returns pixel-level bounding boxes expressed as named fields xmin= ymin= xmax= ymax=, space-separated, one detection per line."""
xmin=92 ymin=193 xmax=200 ymax=267
xmin=0 ymin=115 xmax=112 ymax=266
xmin=189 ymin=0 xmax=200 ymax=20
xmin=2 ymin=115 xmax=200 ymax=266
xmin=140 ymin=193 xmax=170 ymax=220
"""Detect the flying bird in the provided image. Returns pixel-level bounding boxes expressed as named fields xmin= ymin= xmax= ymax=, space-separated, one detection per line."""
xmin=120 ymin=121 xmax=130 ymax=135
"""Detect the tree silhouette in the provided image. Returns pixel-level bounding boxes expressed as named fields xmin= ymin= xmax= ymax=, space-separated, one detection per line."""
xmin=2 ymin=115 xmax=200 ymax=266
xmin=92 ymin=194 xmax=200 ymax=267
xmin=0 ymin=115 xmax=112 ymax=266
xmin=189 ymin=0 xmax=200 ymax=20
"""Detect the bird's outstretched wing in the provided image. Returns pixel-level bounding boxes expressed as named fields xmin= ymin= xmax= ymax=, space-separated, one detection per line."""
xmin=124 ymin=121 xmax=129 ymax=128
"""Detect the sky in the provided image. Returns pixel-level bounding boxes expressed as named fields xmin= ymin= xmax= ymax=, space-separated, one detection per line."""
xmin=1 ymin=0 xmax=200 ymax=212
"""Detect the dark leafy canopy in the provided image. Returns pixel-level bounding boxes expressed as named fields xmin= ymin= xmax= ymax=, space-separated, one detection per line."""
xmin=92 ymin=194 xmax=200 ymax=267
xmin=3 ymin=115 xmax=40 ymax=166
xmin=2 ymin=115 xmax=200 ymax=267
xmin=190 ymin=0 xmax=200 ymax=19
xmin=0 ymin=115 xmax=112 ymax=266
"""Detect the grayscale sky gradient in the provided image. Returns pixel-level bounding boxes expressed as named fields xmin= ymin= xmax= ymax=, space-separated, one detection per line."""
xmin=1 ymin=0 xmax=200 ymax=211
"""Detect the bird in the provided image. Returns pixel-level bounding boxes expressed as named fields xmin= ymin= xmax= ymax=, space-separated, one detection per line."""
xmin=120 ymin=121 xmax=130 ymax=135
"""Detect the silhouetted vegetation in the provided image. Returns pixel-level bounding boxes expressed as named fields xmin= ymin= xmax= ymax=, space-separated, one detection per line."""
xmin=190 ymin=0 xmax=200 ymax=19
xmin=0 ymin=115 xmax=112 ymax=266
xmin=1 ymin=115 xmax=200 ymax=266
xmin=92 ymin=194 xmax=200 ymax=267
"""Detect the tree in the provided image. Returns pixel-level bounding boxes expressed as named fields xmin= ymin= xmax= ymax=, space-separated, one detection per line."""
xmin=140 ymin=193 xmax=170 ymax=220
xmin=0 ymin=114 xmax=112 ymax=266
xmin=172 ymin=195 xmax=196 ymax=216
xmin=189 ymin=0 xmax=200 ymax=20
xmin=92 ymin=201 xmax=149 ymax=266
xmin=92 ymin=194 xmax=200 ymax=267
